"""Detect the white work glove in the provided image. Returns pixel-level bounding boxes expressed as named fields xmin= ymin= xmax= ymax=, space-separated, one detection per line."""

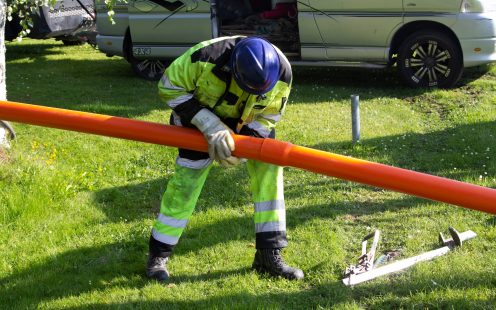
xmin=191 ymin=109 xmax=238 ymax=163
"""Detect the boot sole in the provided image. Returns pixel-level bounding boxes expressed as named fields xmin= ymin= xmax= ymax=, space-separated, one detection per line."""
xmin=146 ymin=269 xmax=170 ymax=282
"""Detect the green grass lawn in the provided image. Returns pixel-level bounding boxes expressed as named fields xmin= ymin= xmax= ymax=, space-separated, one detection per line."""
xmin=1 ymin=39 xmax=495 ymax=309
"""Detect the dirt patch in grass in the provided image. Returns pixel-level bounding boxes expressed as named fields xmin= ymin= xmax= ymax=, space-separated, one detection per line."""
xmin=341 ymin=214 xmax=359 ymax=223
xmin=404 ymin=84 xmax=482 ymax=120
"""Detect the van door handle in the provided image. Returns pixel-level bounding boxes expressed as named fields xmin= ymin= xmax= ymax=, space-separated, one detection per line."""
xmin=406 ymin=3 xmax=417 ymax=7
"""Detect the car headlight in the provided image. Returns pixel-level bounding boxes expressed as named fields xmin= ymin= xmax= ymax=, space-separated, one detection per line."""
xmin=460 ymin=0 xmax=496 ymax=13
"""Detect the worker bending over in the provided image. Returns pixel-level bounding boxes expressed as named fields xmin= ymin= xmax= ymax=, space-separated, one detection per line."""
xmin=147 ymin=36 xmax=303 ymax=282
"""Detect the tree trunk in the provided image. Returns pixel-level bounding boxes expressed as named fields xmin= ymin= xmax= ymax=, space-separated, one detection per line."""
xmin=0 ymin=0 xmax=6 ymax=101
xmin=0 ymin=0 xmax=12 ymax=148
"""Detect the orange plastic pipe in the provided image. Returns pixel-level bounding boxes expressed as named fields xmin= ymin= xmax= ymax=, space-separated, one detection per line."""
xmin=1 ymin=100 xmax=495 ymax=214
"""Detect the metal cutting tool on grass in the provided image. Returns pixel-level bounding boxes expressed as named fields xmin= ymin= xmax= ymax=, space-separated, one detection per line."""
xmin=342 ymin=227 xmax=477 ymax=286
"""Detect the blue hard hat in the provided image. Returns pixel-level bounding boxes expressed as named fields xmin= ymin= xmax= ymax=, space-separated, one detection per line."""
xmin=230 ymin=37 xmax=281 ymax=95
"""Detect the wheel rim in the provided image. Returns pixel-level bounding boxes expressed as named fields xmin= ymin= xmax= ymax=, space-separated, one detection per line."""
xmin=136 ymin=59 xmax=166 ymax=79
xmin=405 ymin=40 xmax=453 ymax=87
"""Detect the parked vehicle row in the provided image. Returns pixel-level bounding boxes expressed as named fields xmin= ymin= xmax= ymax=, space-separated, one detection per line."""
xmin=98 ymin=1 xmax=496 ymax=87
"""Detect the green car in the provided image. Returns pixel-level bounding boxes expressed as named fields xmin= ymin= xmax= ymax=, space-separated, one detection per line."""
xmin=96 ymin=0 xmax=496 ymax=88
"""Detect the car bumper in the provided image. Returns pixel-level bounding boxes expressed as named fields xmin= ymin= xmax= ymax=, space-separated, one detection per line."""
xmin=96 ymin=35 xmax=125 ymax=57
xmin=454 ymin=12 xmax=496 ymax=67
xmin=460 ymin=37 xmax=496 ymax=67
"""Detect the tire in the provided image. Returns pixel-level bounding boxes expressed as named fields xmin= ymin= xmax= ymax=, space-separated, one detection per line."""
xmin=130 ymin=58 xmax=168 ymax=81
xmin=397 ymin=31 xmax=463 ymax=88
xmin=124 ymin=30 xmax=168 ymax=81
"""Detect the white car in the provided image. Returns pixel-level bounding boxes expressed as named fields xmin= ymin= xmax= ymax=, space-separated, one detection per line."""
xmin=96 ymin=0 xmax=496 ymax=88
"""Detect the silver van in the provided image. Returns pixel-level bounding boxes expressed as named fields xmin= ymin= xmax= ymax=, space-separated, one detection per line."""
xmin=96 ymin=0 xmax=496 ymax=88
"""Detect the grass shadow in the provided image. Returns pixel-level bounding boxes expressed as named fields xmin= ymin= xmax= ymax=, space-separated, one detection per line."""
xmin=14 ymin=266 xmax=492 ymax=309
xmin=5 ymin=42 xmax=67 ymax=62
xmin=0 ymin=241 xmax=148 ymax=308
xmin=1 ymin=229 xmax=492 ymax=309
xmin=6 ymin=48 xmax=164 ymax=118
xmin=291 ymin=64 xmax=494 ymax=104
xmin=291 ymin=66 xmax=426 ymax=103
xmin=94 ymin=177 xmax=169 ymax=223
xmin=460 ymin=64 xmax=495 ymax=85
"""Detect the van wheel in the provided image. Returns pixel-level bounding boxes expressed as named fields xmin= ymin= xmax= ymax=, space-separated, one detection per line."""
xmin=397 ymin=31 xmax=463 ymax=88
xmin=130 ymin=58 xmax=167 ymax=81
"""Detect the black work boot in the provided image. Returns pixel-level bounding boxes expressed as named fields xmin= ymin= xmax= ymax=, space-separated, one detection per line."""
xmin=146 ymin=254 xmax=170 ymax=282
xmin=252 ymin=248 xmax=304 ymax=280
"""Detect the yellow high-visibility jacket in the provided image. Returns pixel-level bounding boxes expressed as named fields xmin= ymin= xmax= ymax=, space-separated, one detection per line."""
xmin=158 ymin=36 xmax=292 ymax=138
